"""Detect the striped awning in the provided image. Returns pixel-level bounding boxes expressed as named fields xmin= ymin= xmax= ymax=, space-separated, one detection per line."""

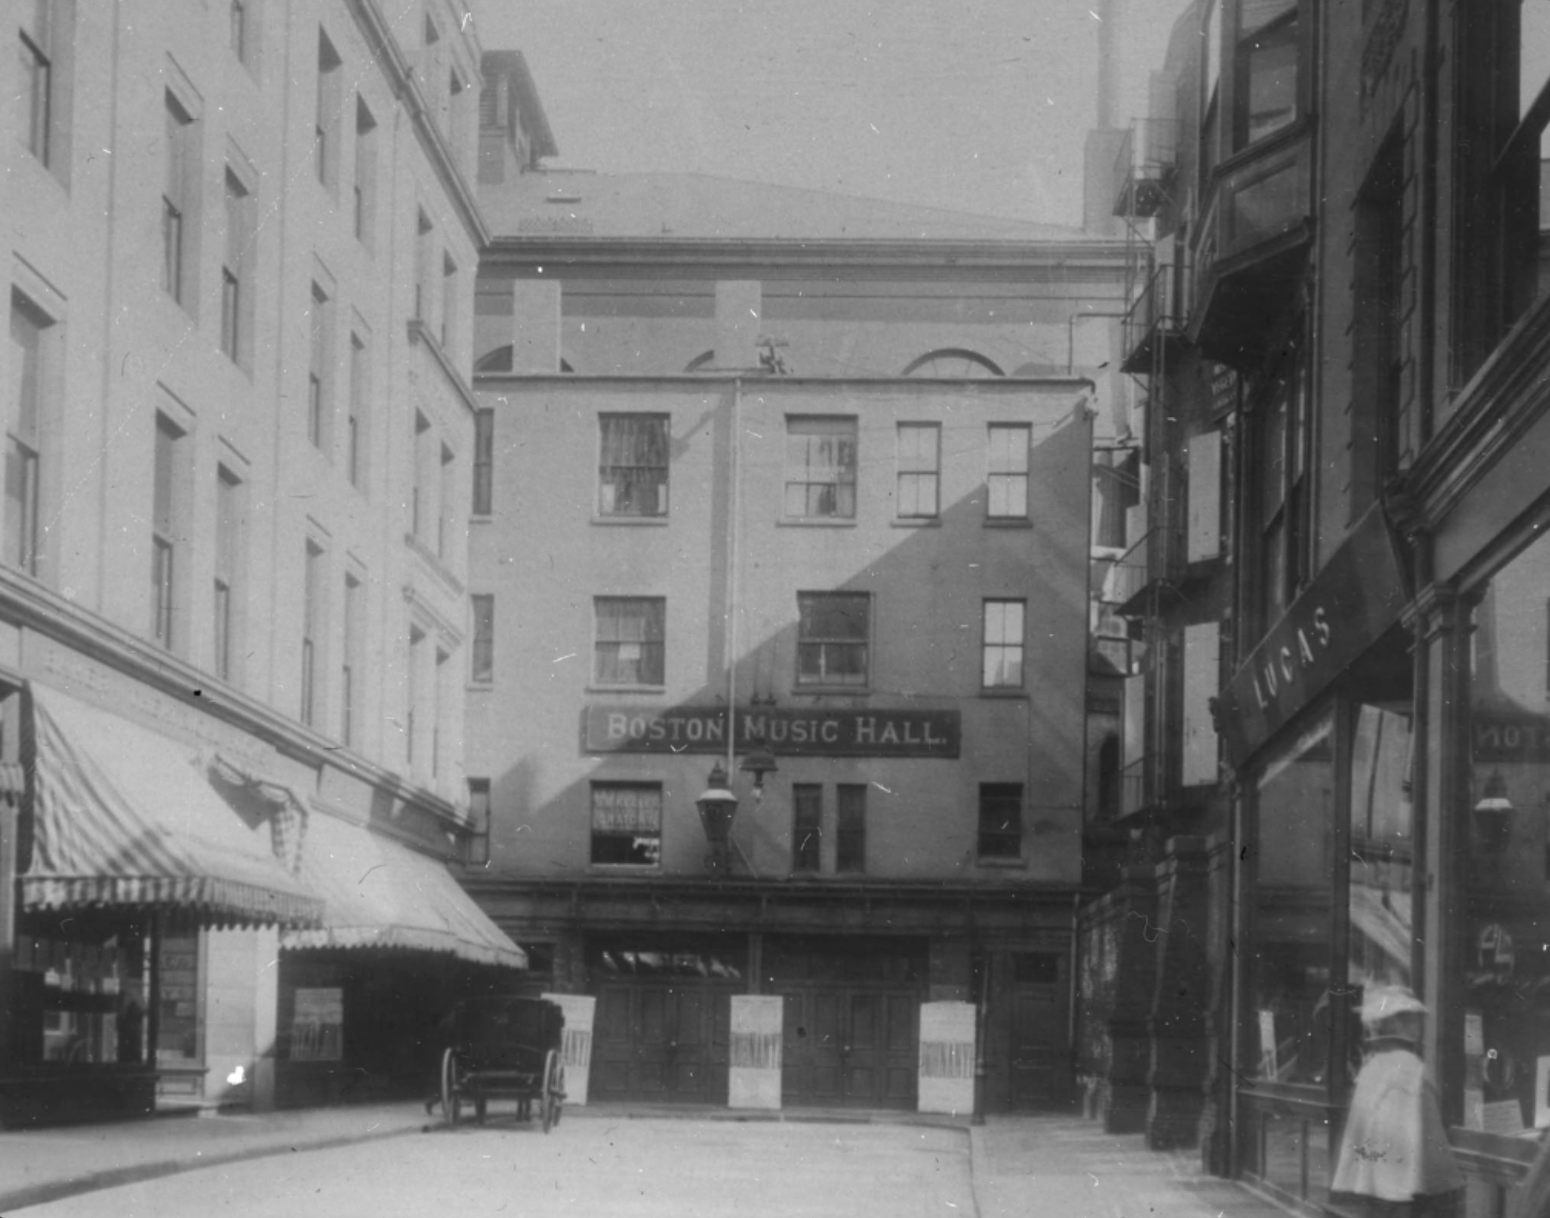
xmin=21 ymin=683 xmax=324 ymax=928
xmin=280 ymin=811 xmax=526 ymax=969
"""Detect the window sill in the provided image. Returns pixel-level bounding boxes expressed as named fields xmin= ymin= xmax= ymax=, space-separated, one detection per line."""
xmin=892 ymin=517 xmax=941 ymax=528
xmin=587 ymin=863 xmax=662 ymax=876
xmin=592 ymin=515 xmax=670 ymax=527
xmin=983 ymin=518 xmax=1032 ymax=529
xmin=978 ymin=688 xmax=1028 ymax=699
xmin=466 ymin=681 xmax=493 ymax=692
xmin=777 ymin=517 xmax=857 ymax=528
xmin=471 ymin=513 xmax=493 ymax=525
xmin=976 ymin=856 xmax=1027 ymax=870
xmin=791 ymin=685 xmax=871 ymax=697
xmin=586 ymin=684 xmax=668 ymax=696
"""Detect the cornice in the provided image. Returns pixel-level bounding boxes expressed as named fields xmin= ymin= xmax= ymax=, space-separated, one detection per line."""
xmin=346 ymin=0 xmax=489 ymax=249
xmin=0 ymin=566 xmax=464 ymax=832
xmin=1400 ymin=289 xmax=1550 ymax=532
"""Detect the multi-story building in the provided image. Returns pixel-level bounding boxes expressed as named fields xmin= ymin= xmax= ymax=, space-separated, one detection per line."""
xmin=1088 ymin=2 xmax=1550 ymax=1214
xmin=462 ymin=117 xmax=1135 ymax=1111
xmin=0 ymin=1 xmax=524 ymax=1125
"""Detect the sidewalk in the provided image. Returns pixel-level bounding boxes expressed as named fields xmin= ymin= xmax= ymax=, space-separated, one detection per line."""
xmin=0 ymin=1102 xmax=1291 ymax=1217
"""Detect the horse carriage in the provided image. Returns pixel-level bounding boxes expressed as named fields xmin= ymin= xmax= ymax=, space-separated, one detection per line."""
xmin=438 ymin=996 xmax=566 ymax=1132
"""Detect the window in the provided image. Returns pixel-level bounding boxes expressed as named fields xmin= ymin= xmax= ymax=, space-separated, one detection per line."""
xmin=1235 ymin=0 xmax=1298 ymax=149
xmin=213 ymin=466 xmax=243 ymax=682
xmin=221 ymin=168 xmax=254 ymax=368
xmin=433 ymin=648 xmax=448 ymax=778
xmin=594 ymin=597 xmax=665 ymax=686
xmin=987 ymin=425 xmax=1030 ymax=518
xmin=1351 ymin=137 xmax=1405 ymax=514
xmin=307 ymin=283 xmax=331 ymax=450
xmin=797 ymin=592 xmax=869 ymax=687
xmin=347 ymin=331 xmax=367 ymax=488
xmin=18 ymin=0 xmax=52 ymax=163
xmin=406 ymin=624 xmax=424 ymax=766
xmin=466 ymin=778 xmax=491 ymax=867
xmin=471 ymin=593 xmax=494 ymax=683
xmin=792 ymin=784 xmax=821 ymax=873
xmin=978 ymin=783 xmax=1023 ymax=860
xmin=784 ymin=416 xmax=856 ymax=519
xmin=1252 ymin=336 xmax=1310 ymax=634
xmin=441 ymin=254 xmax=457 ymax=349
xmin=836 ymin=784 xmax=866 ymax=874
xmin=982 ymin=600 xmax=1026 ymax=689
xmin=6 ymin=294 xmax=49 ymax=576
xmin=412 ymin=411 xmax=431 ymax=541
xmin=353 ymin=97 xmax=377 ymax=245
xmin=896 ymin=423 xmax=939 ymax=519
xmin=341 ymin=571 xmax=362 ymax=746
xmin=315 ymin=29 xmax=341 ymax=191
xmin=229 ymin=0 xmax=248 ymax=63
xmin=301 ymin=540 xmax=325 ymax=727
xmin=590 ymin=782 xmax=661 ymax=866
xmin=472 ymin=408 xmax=493 ymax=514
xmin=162 ymin=92 xmax=196 ymax=307
xmin=415 ymin=211 xmax=433 ymax=322
xmin=598 ymin=414 xmax=668 ymax=517
xmin=437 ymin=442 xmax=454 ymax=559
xmin=152 ymin=415 xmax=185 ymax=648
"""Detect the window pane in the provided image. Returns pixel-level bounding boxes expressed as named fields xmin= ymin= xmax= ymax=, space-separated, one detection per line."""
xmin=797 ymin=593 xmax=869 ymax=686
xmin=987 ymin=426 xmax=1029 ymax=518
xmin=591 ymin=783 xmax=662 ymax=866
xmin=595 ymin=597 xmax=665 ymax=685
xmin=898 ymin=424 xmax=940 ymax=517
xmin=471 ymin=593 xmax=494 ymax=682
xmin=983 ymin=600 xmax=1025 ymax=687
xmin=785 ymin=417 xmax=857 ymax=519
xmin=599 ymin=414 xmax=668 ymax=516
xmin=792 ymin=784 xmax=821 ymax=873
xmin=837 ymin=784 xmax=866 ymax=873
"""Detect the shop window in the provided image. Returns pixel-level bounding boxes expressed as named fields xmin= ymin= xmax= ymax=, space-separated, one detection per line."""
xmin=1248 ymin=711 xmax=1333 ymax=1088
xmin=12 ymin=910 xmax=150 ymax=1067
xmin=593 ymin=596 xmax=665 ymax=686
xmin=986 ymin=424 xmax=1030 ymax=519
xmin=784 ymin=416 xmax=856 ymax=519
xmin=978 ymin=783 xmax=1023 ymax=860
xmin=896 ymin=423 xmax=940 ymax=519
xmin=156 ymin=927 xmax=200 ymax=1064
xmin=1463 ymin=527 xmax=1550 ymax=1136
xmin=791 ymin=783 xmax=821 ymax=873
xmin=796 ymin=591 xmax=869 ymax=687
xmin=598 ymin=414 xmax=668 ymax=517
xmin=590 ymin=782 xmax=662 ymax=867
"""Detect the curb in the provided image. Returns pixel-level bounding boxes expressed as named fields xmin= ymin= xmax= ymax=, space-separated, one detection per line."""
xmin=0 ymin=1120 xmax=422 ymax=1214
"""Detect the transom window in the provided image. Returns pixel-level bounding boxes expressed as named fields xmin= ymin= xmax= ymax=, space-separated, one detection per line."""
xmin=797 ymin=592 xmax=869 ymax=687
xmin=591 ymin=782 xmax=662 ymax=866
xmin=896 ymin=423 xmax=940 ymax=518
xmin=978 ymin=783 xmax=1023 ymax=860
xmin=987 ymin=425 xmax=1030 ymax=518
xmin=594 ymin=597 xmax=665 ymax=686
xmin=982 ymin=600 xmax=1026 ymax=689
xmin=598 ymin=414 xmax=669 ymax=516
xmin=784 ymin=416 xmax=857 ymax=519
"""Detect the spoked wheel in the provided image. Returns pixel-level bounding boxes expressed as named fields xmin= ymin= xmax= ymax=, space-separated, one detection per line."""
xmin=541 ymin=1049 xmax=562 ymax=1133
xmin=440 ymin=1047 xmax=462 ymax=1128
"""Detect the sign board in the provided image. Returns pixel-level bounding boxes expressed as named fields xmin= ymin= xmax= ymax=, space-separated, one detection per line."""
xmin=541 ymin=993 xmax=596 ymax=1107
xmin=729 ymin=995 xmax=783 ymax=1110
xmin=584 ymin=706 xmax=960 ymax=759
xmin=1216 ymin=503 xmax=1407 ymax=767
xmin=918 ymin=1002 xmax=975 ymax=1115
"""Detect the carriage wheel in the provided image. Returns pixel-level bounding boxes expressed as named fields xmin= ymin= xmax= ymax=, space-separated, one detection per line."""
xmin=553 ymin=1064 xmax=566 ymax=1128
xmin=440 ymin=1047 xmax=462 ymax=1128
xmin=541 ymin=1049 xmax=561 ymax=1133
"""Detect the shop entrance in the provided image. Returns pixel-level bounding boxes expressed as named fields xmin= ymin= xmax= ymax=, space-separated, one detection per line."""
xmin=767 ymin=935 xmax=924 ymax=1110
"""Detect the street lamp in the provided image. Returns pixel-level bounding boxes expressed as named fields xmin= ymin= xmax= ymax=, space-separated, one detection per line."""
xmin=695 ymin=740 xmax=779 ymax=876
xmin=1473 ymin=770 xmax=1514 ymax=856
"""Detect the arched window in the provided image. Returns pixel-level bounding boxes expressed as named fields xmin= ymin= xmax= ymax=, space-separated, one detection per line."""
xmin=902 ymin=349 xmax=1005 ymax=378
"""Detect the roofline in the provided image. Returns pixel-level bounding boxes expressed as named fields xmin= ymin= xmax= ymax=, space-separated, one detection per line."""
xmin=475 ymin=373 xmax=1099 ymax=394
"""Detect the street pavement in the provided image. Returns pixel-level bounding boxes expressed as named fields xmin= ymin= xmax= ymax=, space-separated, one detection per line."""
xmin=0 ymin=1102 xmax=1291 ymax=1217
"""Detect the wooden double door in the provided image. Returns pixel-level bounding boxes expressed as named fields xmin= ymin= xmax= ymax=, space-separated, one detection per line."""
xmin=775 ymin=985 xmax=918 ymax=1109
xmin=592 ymin=980 xmax=732 ymax=1103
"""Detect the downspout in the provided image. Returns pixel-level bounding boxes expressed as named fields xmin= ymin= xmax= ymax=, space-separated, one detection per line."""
xmin=726 ymin=378 xmax=741 ymax=777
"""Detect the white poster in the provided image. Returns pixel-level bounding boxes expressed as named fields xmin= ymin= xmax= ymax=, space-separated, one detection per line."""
xmin=541 ymin=993 xmax=596 ymax=1107
xmin=729 ymin=995 xmax=783 ymax=1110
xmin=918 ymin=1001 xmax=975 ymax=1115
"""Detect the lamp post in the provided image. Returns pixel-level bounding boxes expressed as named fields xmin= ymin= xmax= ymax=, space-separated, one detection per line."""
xmin=694 ymin=740 xmax=778 ymax=877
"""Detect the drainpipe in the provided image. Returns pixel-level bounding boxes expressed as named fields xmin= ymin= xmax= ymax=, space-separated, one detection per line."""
xmin=727 ymin=378 xmax=741 ymax=776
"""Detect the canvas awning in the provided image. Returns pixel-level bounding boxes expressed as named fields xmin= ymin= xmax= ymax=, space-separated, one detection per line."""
xmin=21 ymin=683 xmax=324 ymax=928
xmin=280 ymin=811 xmax=526 ymax=969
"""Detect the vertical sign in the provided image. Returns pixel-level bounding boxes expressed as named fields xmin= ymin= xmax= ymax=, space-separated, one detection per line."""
xmin=729 ymin=995 xmax=783 ymax=1110
xmin=541 ymin=993 xmax=595 ymax=1106
xmin=918 ymin=1001 xmax=975 ymax=1115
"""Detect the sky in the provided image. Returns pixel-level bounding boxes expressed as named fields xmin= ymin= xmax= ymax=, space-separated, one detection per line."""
xmin=469 ymin=0 xmax=1192 ymax=228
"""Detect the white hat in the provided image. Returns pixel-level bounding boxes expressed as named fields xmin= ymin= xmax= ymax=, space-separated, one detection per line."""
xmin=1361 ymin=983 xmax=1427 ymax=1026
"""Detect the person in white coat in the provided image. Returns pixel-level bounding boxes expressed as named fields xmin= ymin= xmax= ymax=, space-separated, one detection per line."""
xmin=1332 ymin=984 xmax=1462 ymax=1217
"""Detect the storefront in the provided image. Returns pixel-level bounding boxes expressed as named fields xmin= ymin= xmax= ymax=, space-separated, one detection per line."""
xmin=1212 ymin=504 xmax=1418 ymax=1212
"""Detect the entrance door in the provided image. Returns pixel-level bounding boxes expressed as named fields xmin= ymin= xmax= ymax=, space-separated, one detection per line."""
xmin=594 ymin=981 xmax=730 ymax=1102
xmin=778 ymin=984 xmax=918 ymax=1108
xmin=1009 ymin=950 xmax=1068 ymax=1109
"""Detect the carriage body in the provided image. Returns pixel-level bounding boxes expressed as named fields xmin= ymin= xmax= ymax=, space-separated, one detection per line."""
xmin=440 ymin=996 xmax=566 ymax=1131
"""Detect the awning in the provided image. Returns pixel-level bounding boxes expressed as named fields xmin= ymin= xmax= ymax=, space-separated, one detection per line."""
xmin=280 ymin=811 xmax=526 ymax=969
xmin=21 ymin=683 xmax=324 ymax=928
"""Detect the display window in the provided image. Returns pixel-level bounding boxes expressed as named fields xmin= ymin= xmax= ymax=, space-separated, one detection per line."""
xmin=12 ymin=910 xmax=149 ymax=1067
xmin=1463 ymin=526 xmax=1550 ymax=1139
